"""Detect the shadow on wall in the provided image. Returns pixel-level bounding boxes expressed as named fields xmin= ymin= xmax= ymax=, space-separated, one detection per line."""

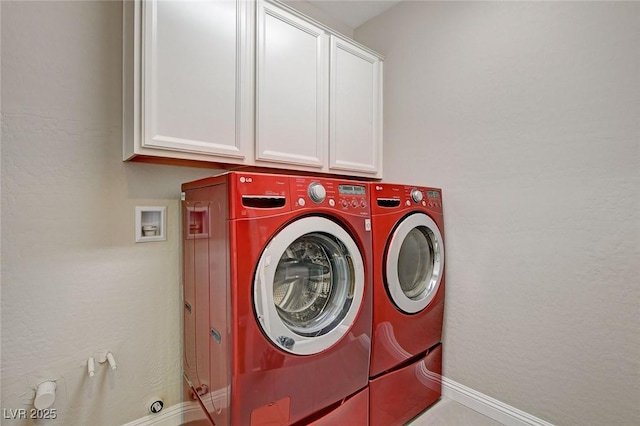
xmin=123 ymin=162 xmax=224 ymax=200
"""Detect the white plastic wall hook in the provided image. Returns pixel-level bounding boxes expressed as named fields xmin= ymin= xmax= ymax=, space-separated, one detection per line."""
xmin=95 ymin=350 xmax=108 ymax=364
xmin=88 ymin=357 xmax=96 ymax=378
xmin=34 ymin=381 xmax=57 ymax=410
xmin=106 ymin=352 xmax=117 ymax=371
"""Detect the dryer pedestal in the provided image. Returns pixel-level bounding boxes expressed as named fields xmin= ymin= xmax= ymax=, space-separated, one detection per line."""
xmin=370 ymin=343 xmax=442 ymax=426
xmin=294 ymin=387 xmax=369 ymax=426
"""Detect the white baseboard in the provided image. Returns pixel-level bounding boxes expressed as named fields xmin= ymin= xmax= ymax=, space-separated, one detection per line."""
xmin=122 ymin=378 xmax=554 ymax=426
xmin=121 ymin=401 xmax=206 ymax=426
xmin=441 ymin=377 xmax=555 ymax=426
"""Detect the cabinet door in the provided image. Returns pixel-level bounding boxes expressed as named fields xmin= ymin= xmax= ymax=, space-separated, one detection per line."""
xmin=142 ymin=0 xmax=253 ymax=158
xmin=256 ymin=1 xmax=328 ymax=168
xmin=329 ymin=36 xmax=383 ymax=175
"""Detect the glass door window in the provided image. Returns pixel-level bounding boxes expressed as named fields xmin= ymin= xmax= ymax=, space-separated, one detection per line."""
xmin=273 ymin=232 xmax=352 ymax=337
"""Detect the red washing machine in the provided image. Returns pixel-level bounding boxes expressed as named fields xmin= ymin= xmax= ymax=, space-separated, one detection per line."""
xmin=182 ymin=171 xmax=372 ymax=426
xmin=368 ymin=183 xmax=446 ymax=426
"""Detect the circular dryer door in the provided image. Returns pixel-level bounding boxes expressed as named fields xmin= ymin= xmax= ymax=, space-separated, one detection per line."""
xmin=254 ymin=216 xmax=365 ymax=355
xmin=386 ymin=213 xmax=444 ymax=314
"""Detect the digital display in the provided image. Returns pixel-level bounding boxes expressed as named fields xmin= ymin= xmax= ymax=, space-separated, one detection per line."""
xmin=339 ymin=185 xmax=366 ymax=195
xmin=427 ymin=190 xmax=440 ymax=199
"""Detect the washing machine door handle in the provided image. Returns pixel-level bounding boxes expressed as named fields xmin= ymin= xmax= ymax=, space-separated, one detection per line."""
xmin=277 ymin=336 xmax=295 ymax=350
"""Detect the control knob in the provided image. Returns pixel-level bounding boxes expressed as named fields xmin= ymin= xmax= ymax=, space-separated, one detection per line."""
xmin=308 ymin=182 xmax=326 ymax=203
xmin=411 ymin=189 xmax=424 ymax=203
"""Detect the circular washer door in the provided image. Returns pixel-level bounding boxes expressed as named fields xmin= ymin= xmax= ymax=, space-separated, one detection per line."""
xmin=385 ymin=213 xmax=444 ymax=314
xmin=254 ymin=216 xmax=365 ymax=355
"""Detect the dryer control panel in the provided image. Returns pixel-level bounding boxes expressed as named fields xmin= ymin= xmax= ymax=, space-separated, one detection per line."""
xmin=371 ymin=183 xmax=443 ymax=214
xmin=291 ymin=177 xmax=370 ymax=217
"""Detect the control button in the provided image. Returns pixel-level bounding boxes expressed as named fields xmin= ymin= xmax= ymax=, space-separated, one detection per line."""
xmin=406 ymin=200 xmax=411 ymax=206
xmin=341 ymin=199 xmax=349 ymax=208
xmin=411 ymin=189 xmax=424 ymax=203
xmin=351 ymin=199 xmax=358 ymax=208
xmin=360 ymin=200 xmax=367 ymax=208
xmin=298 ymin=198 xmax=306 ymax=207
xmin=308 ymin=182 xmax=326 ymax=203
xmin=329 ymin=199 xmax=335 ymax=207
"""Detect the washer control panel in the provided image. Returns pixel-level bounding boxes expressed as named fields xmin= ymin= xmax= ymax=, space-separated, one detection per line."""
xmin=291 ymin=177 xmax=369 ymax=216
xmin=404 ymin=186 xmax=442 ymax=209
xmin=372 ymin=184 xmax=442 ymax=213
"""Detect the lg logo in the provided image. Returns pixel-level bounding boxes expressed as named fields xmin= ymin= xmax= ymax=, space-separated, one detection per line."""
xmin=239 ymin=176 xmax=253 ymax=183
xmin=375 ymin=185 xmax=383 ymax=190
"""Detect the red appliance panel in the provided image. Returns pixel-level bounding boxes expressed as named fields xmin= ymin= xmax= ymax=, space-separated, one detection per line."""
xmin=250 ymin=397 xmax=290 ymax=426
xmin=183 ymin=172 xmax=373 ymax=426
xmin=181 ymin=171 xmax=293 ymax=220
xmin=369 ymin=183 xmax=445 ymax=377
xmin=228 ymin=172 xmax=292 ymax=219
xmin=370 ymin=344 xmax=442 ymax=426
xmin=182 ymin=183 xmax=232 ymax=425
xmin=370 ymin=184 xmax=443 ymax=216
xmin=296 ymin=387 xmax=369 ymax=426
xmin=230 ymin=213 xmax=371 ymax=425
xmin=290 ymin=176 xmax=370 ymax=217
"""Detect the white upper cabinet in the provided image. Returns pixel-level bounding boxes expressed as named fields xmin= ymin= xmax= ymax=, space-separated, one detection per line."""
xmin=123 ymin=0 xmax=383 ymax=178
xmin=256 ymin=2 xmax=328 ymax=168
xmin=329 ymin=35 xmax=383 ymax=175
xmin=123 ymin=0 xmax=254 ymax=163
xmin=143 ymin=0 xmax=251 ymax=157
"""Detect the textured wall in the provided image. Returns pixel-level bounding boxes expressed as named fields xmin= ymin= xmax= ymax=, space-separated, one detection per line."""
xmin=355 ymin=2 xmax=640 ymax=425
xmin=1 ymin=2 xmax=217 ymax=424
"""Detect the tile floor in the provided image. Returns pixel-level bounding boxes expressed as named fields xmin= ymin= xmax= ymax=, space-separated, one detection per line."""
xmin=409 ymin=397 xmax=503 ymax=425
xmin=182 ymin=397 xmax=502 ymax=425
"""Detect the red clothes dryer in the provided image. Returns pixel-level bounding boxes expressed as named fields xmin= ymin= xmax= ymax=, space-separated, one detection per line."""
xmin=368 ymin=183 xmax=446 ymax=425
xmin=182 ymin=171 xmax=372 ymax=426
